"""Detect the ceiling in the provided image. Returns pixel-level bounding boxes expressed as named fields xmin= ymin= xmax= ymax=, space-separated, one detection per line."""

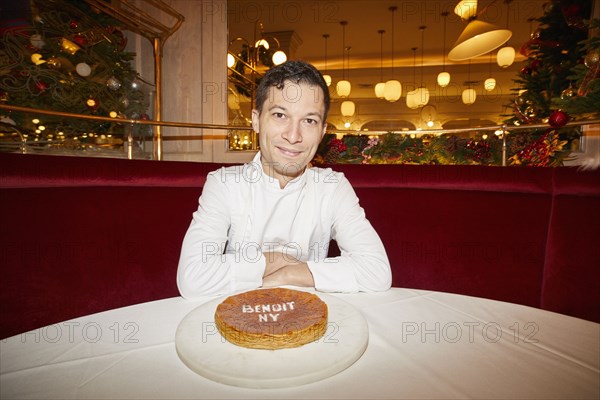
xmin=227 ymin=0 xmax=548 ymax=131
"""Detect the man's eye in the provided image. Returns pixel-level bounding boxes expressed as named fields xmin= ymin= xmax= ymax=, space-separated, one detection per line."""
xmin=273 ymin=112 xmax=285 ymax=118
xmin=305 ymin=118 xmax=317 ymax=125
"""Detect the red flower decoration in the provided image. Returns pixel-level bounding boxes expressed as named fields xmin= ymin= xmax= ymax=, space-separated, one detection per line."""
xmin=329 ymin=138 xmax=346 ymax=152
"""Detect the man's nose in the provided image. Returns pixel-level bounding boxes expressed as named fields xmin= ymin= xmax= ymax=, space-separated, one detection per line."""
xmin=282 ymin=121 xmax=302 ymax=143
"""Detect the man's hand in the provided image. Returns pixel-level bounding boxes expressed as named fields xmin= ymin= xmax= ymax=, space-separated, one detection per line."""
xmin=263 ymin=251 xmax=301 ymax=277
xmin=262 ymin=251 xmax=314 ymax=288
xmin=262 ymin=263 xmax=315 ymax=288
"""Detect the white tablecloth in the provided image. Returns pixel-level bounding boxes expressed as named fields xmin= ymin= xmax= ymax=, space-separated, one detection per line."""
xmin=1 ymin=288 xmax=598 ymax=399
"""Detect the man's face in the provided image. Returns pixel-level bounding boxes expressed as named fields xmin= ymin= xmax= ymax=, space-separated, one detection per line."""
xmin=252 ymin=80 xmax=327 ymax=187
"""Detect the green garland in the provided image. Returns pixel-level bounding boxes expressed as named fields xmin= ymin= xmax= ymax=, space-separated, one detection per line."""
xmin=313 ymin=130 xmax=576 ymax=167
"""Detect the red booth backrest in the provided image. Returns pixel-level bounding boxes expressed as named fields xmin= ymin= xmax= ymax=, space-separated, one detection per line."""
xmin=1 ymin=153 xmax=598 ymax=338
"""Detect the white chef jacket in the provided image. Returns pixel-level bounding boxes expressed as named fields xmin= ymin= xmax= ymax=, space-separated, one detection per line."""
xmin=177 ymin=152 xmax=391 ymax=297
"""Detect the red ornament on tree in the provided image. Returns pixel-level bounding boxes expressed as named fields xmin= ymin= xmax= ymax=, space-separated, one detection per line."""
xmin=520 ymin=41 xmax=532 ymax=57
xmin=35 ymin=80 xmax=49 ymax=92
xmin=106 ymin=26 xmax=127 ymax=51
xmin=548 ymin=110 xmax=569 ymax=128
xmin=520 ymin=66 xmax=532 ymax=76
xmin=73 ymin=34 xmax=88 ymax=47
xmin=530 ymin=59 xmax=543 ymax=71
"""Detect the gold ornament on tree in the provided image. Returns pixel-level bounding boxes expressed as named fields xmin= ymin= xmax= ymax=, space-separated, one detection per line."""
xmin=60 ymin=38 xmax=81 ymax=54
xmin=578 ymin=50 xmax=600 ymax=96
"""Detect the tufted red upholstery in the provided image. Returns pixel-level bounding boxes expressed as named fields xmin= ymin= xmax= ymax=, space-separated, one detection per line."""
xmin=1 ymin=153 xmax=598 ymax=338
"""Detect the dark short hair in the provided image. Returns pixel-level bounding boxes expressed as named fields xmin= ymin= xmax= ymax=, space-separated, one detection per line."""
xmin=254 ymin=60 xmax=330 ymax=123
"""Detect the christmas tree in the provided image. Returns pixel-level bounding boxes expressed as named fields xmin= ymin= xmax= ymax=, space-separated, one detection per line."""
xmin=506 ymin=0 xmax=595 ymax=166
xmin=552 ymin=19 xmax=600 ymax=118
xmin=0 ymin=0 xmax=149 ymax=148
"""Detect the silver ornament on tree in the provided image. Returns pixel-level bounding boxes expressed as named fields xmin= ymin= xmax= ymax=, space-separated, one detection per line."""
xmin=30 ymin=34 xmax=45 ymax=49
xmin=75 ymin=62 xmax=92 ymax=77
xmin=560 ymin=86 xmax=576 ymax=99
xmin=106 ymin=77 xmax=122 ymax=91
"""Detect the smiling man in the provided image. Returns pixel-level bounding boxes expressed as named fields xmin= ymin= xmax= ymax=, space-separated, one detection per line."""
xmin=177 ymin=61 xmax=391 ymax=297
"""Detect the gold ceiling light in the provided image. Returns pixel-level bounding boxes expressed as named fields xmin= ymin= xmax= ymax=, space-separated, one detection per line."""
xmin=485 ymin=52 xmax=496 ymax=91
xmin=414 ymin=26 xmax=429 ymax=107
xmin=437 ymin=12 xmax=451 ymax=87
xmin=448 ymin=0 xmax=512 ymax=61
xmin=448 ymin=20 xmax=512 ymax=61
xmin=340 ymin=46 xmax=355 ymax=117
xmin=462 ymin=60 xmax=477 ymax=105
xmin=454 ymin=0 xmax=478 ymax=20
xmin=497 ymin=0 xmax=515 ymax=68
xmin=336 ymin=21 xmax=351 ymax=98
xmin=322 ymin=34 xmax=332 ymax=86
xmin=384 ymin=6 xmax=402 ymax=102
xmin=406 ymin=47 xmax=419 ymax=110
xmin=375 ymin=29 xmax=386 ymax=99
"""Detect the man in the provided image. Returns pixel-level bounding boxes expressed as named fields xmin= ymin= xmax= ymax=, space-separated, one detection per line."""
xmin=177 ymin=61 xmax=391 ymax=297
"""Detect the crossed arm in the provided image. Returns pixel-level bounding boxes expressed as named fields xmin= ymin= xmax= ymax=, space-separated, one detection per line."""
xmin=261 ymin=252 xmax=314 ymax=288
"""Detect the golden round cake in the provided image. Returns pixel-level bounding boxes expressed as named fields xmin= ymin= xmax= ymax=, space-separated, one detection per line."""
xmin=214 ymin=288 xmax=328 ymax=350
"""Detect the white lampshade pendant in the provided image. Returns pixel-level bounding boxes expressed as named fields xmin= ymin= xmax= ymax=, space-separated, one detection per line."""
xmin=384 ymin=80 xmax=402 ymax=102
xmin=406 ymin=90 xmax=419 ymax=109
xmin=415 ymin=87 xmax=429 ymax=107
xmin=484 ymin=77 xmax=496 ymax=91
xmin=462 ymin=88 xmax=477 ymax=105
xmin=337 ymin=79 xmax=351 ymax=97
xmin=497 ymin=46 xmax=515 ymax=68
xmin=323 ymin=74 xmax=332 ymax=87
xmin=341 ymin=100 xmax=355 ymax=117
xmin=272 ymin=50 xmax=287 ymax=65
xmin=374 ymin=82 xmax=386 ymax=99
xmin=437 ymin=71 xmax=451 ymax=87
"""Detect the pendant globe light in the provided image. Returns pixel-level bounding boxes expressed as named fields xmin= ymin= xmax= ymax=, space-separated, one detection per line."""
xmin=437 ymin=11 xmax=451 ymax=87
xmin=497 ymin=46 xmax=515 ymax=67
xmin=272 ymin=50 xmax=287 ymax=65
xmin=384 ymin=6 xmax=401 ymax=102
xmin=341 ymin=100 xmax=355 ymax=117
xmin=406 ymin=47 xmax=420 ymax=110
xmin=374 ymin=29 xmax=386 ymax=99
xmin=414 ymin=26 xmax=429 ymax=107
xmin=496 ymin=0 xmax=515 ymax=68
xmin=484 ymin=53 xmax=496 ymax=91
xmin=340 ymin=46 xmax=355 ymax=117
xmin=322 ymin=34 xmax=332 ymax=86
xmin=462 ymin=60 xmax=476 ymax=105
xmin=336 ymin=21 xmax=351 ymax=98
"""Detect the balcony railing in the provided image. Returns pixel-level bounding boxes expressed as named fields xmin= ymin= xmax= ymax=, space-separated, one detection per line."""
xmin=1 ymin=104 xmax=597 ymax=166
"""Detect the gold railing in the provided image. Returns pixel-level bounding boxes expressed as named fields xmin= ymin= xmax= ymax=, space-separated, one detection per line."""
xmin=1 ymin=104 xmax=597 ymax=166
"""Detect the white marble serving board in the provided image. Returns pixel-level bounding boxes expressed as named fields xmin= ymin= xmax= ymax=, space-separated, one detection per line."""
xmin=175 ymin=292 xmax=369 ymax=389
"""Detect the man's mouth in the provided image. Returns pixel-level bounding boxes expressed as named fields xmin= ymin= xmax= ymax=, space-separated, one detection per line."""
xmin=276 ymin=147 xmax=303 ymax=157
